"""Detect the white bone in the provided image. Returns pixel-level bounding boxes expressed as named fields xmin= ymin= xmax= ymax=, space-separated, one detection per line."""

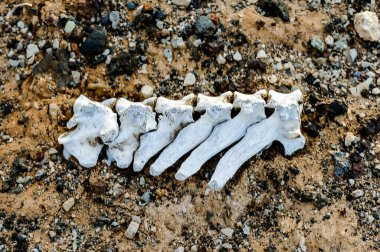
xmin=106 ymin=98 xmax=157 ymax=168
xmin=133 ymin=94 xmax=195 ymax=172
xmin=58 ymin=95 xmax=119 ymax=168
xmin=150 ymin=91 xmax=233 ymax=176
xmin=208 ymin=90 xmax=305 ymax=191
xmin=175 ymin=90 xmax=267 ymax=181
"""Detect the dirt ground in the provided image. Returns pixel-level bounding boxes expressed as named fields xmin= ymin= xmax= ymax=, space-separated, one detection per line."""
xmin=0 ymin=0 xmax=379 ymax=251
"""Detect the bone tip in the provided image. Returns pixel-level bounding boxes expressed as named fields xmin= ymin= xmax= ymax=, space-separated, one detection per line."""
xmin=149 ymin=165 xmax=162 ymax=177
xmin=175 ymin=172 xmax=188 ymax=181
xmin=80 ymin=161 xmax=97 ymax=168
xmin=133 ymin=160 xmax=145 ymax=172
xmin=208 ymin=180 xmax=223 ymax=191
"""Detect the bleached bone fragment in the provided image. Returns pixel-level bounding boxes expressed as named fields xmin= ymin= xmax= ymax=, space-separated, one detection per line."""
xmin=133 ymin=94 xmax=195 ymax=172
xmin=176 ymin=90 xmax=267 ymax=180
xmin=150 ymin=91 xmax=233 ymax=176
xmin=106 ymin=98 xmax=157 ymax=168
xmin=209 ymin=90 xmax=305 ymax=191
xmin=58 ymin=95 xmax=119 ymax=168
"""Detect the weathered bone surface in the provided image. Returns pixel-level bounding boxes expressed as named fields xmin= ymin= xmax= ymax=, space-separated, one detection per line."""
xmin=59 ymin=90 xmax=306 ymax=190
xmin=58 ymin=95 xmax=119 ymax=168
xmin=149 ymin=91 xmax=233 ymax=176
xmin=208 ymin=90 xmax=305 ymax=191
xmin=106 ymin=98 xmax=157 ymax=168
xmin=133 ymin=94 xmax=196 ymax=172
xmin=175 ymin=90 xmax=267 ymax=180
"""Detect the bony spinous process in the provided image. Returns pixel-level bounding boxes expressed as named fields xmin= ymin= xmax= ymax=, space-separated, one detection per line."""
xmin=58 ymin=89 xmax=305 ymax=190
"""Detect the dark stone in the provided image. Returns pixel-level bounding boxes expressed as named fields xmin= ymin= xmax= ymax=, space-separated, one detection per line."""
xmin=65 ymin=160 xmax=77 ymax=170
xmin=256 ymin=20 xmax=266 ymax=29
xmin=13 ymin=233 xmax=29 ymax=252
xmin=199 ymin=42 xmax=223 ymax=56
xmin=288 ymin=166 xmax=300 ymax=175
xmin=56 ymin=180 xmax=65 ymax=192
xmin=257 ymin=0 xmax=290 ymax=22
xmin=294 ymin=190 xmax=314 ymax=202
xmin=308 ymin=93 xmax=320 ymax=105
xmin=315 ymin=100 xmax=347 ymax=119
xmin=334 ymin=151 xmax=351 ymax=177
xmin=351 ymin=161 xmax=366 ymax=177
xmin=194 ymin=16 xmax=216 ymax=37
xmin=133 ymin=13 xmax=155 ymax=29
xmin=193 ymin=86 xmax=202 ymax=94
xmin=33 ymin=49 xmax=71 ymax=87
xmin=0 ymin=100 xmax=14 ymax=117
xmin=349 ymin=151 xmax=362 ymax=163
xmin=107 ymin=52 xmax=139 ymax=77
xmin=12 ymin=158 xmax=29 ymax=173
xmin=314 ymin=194 xmax=328 ymax=210
xmin=305 ymin=73 xmax=316 ymax=86
xmin=80 ymin=27 xmax=107 ymax=56
xmin=247 ymin=59 xmax=267 ymax=73
xmin=233 ymin=32 xmax=248 ymax=46
xmin=303 ymin=121 xmax=319 ymax=137
xmin=231 ymin=19 xmax=239 ymax=26
xmin=359 ymin=115 xmax=380 ymax=138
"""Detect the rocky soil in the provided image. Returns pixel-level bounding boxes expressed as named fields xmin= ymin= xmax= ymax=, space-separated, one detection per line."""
xmin=0 ymin=0 xmax=379 ymax=251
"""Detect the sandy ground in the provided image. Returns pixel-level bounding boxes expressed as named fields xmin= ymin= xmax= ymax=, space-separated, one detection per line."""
xmin=0 ymin=0 xmax=379 ymax=251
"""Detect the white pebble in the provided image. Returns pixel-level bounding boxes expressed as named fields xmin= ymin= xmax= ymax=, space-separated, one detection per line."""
xmin=256 ymin=50 xmax=268 ymax=59
xmin=216 ymin=54 xmax=226 ymax=64
xmin=62 ymin=197 xmax=75 ymax=212
xmin=26 ymin=44 xmax=39 ymax=58
xmin=64 ymin=20 xmax=76 ymax=33
xmin=233 ymin=51 xmax=242 ymax=61
xmin=183 ymin=72 xmax=196 ymax=86
xmin=140 ymin=85 xmax=154 ymax=98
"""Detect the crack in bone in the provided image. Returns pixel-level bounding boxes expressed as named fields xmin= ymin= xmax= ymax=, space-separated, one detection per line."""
xmin=58 ymin=95 xmax=119 ymax=168
xmin=133 ymin=94 xmax=196 ymax=172
xmin=208 ymin=90 xmax=305 ymax=191
xmin=106 ymin=98 xmax=157 ymax=168
xmin=149 ymin=91 xmax=233 ymax=176
xmin=175 ymin=90 xmax=267 ymax=181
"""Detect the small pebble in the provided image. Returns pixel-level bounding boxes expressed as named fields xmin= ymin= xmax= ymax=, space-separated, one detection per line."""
xmin=64 ymin=20 xmax=76 ymax=33
xmin=26 ymin=44 xmax=39 ymax=58
xmin=221 ymin=228 xmax=234 ymax=238
xmin=311 ymin=37 xmax=324 ymax=52
xmin=354 ymin=11 xmax=380 ymax=42
xmin=172 ymin=0 xmax=192 ymax=7
xmin=125 ymin=221 xmax=140 ymax=239
xmin=127 ymin=2 xmax=136 ymax=10
xmin=184 ymin=73 xmax=196 ymax=86
xmin=352 ymin=189 xmax=364 ymax=198
xmin=164 ymin=48 xmax=173 ymax=60
xmin=233 ymin=51 xmax=242 ymax=61
xmin=216 ymin=54 xmax=226 ymax=64
xmin=141 ymin=85 xmax=154 ymax=98
xmin=62 ymin=197 xmax=75 ymax=212
xmin=256 ymin=50 xmax=267 ymax=59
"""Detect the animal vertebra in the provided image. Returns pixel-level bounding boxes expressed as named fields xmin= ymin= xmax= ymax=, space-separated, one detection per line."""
xmin=58 ymin=90 xmax=305 ymax=190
